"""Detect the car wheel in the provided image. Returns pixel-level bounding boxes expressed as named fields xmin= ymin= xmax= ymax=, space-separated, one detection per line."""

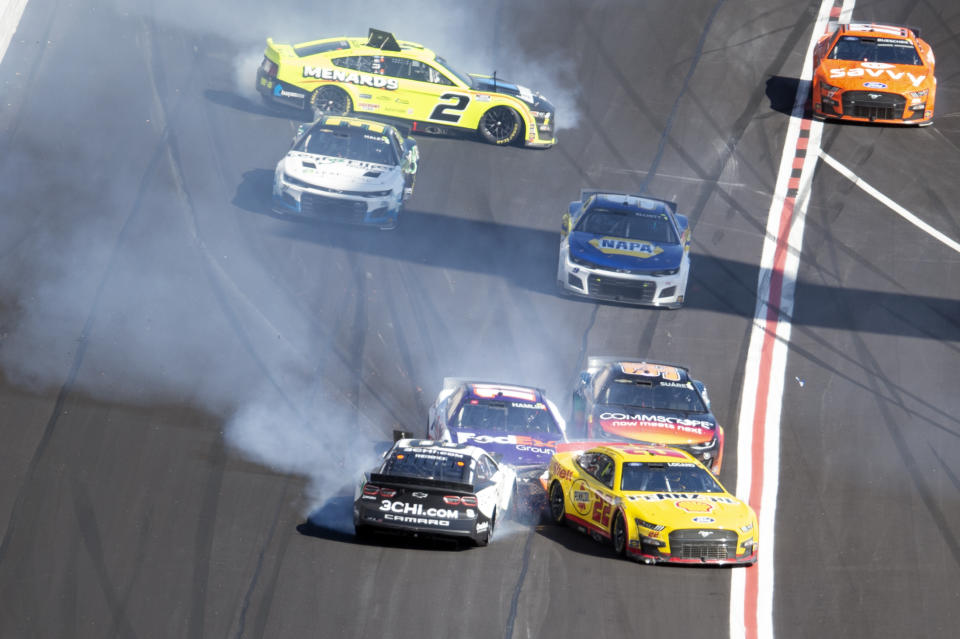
xmin=310 ymin=86 xmax=352 ymax=118
xmin=354 ymin=525 xmax=373 ymax=542
xmin=549 ymin=481 xmax=566 ymax=525
xmin=611 ymin=512 xmax=627 ymax=557
xmin=478 ymin=106 xmax=521 ymax=145
xmin=477 ymin=512 xmax=496 ymax=547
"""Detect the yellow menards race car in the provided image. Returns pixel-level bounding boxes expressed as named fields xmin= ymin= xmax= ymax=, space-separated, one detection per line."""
xmin=256 ymin=28 xmax=556 ymax=148
xmin=546 ymin=443 xmax=758 ymax=565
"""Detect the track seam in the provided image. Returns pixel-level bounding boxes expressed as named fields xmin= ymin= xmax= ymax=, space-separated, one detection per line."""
xmin=502 ymin=527 xmax=535 ymax=639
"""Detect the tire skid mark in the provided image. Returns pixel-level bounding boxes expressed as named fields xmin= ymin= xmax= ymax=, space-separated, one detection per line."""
xmin=234 ymin=481 xmax=293 ymax=639
xmin=848 ymin=332 xmax=960 ymax=570
xmin=638 ymin=0 xmax=727 ymax=192
xmin=134 ymin=22 xmax=292 ymax=637
xmin=71 ymin=479 xmax=139 ymax=639
xmin=187 ymin=436 xmax=226 ymax=639
xmin=503 ymin=527 xmax=535 ymax=639
xmin=0 ymin=31 xmax=186 ymax=567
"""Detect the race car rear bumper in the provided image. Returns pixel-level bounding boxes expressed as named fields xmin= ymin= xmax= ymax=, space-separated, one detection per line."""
xmin=354 ymin=503 xmax=489 ymax=544
xmin=256 ymin=69 xmax=310 ymax=109
xmin=558 ymin=250 xmax=687 ymax=308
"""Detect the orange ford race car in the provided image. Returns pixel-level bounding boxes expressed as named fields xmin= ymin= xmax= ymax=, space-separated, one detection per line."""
xmin=546 ymin=443 xmax=758 ymax=565
xmin=256 ymin=28 xmax=556 ymax=148
xmin=812 ymin=23 xmax=936 ymax=125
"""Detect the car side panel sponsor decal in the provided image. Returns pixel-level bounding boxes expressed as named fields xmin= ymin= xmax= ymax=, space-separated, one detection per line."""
xmin=303 ymin=66 xmax=400 ymax=90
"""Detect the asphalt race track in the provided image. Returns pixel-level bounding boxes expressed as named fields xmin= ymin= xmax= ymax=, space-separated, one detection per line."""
xmin=1 ymin=1 xmax=958 ymax=637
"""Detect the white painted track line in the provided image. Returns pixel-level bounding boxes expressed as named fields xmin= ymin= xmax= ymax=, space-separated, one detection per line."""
xmin=0 ymin=0 xmax=29 ymax=64
xmin=818 ymin=150 xmax=960 ymax=255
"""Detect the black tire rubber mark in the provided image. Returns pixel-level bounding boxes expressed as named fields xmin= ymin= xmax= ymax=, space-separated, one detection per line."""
xmin=503 ymin=527 xmax=535 ymax=639
xmin=639 ymin=0 xmax=727 ymax=193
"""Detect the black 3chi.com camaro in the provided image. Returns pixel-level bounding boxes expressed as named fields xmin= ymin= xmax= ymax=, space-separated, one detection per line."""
xmin=354 ymin=439 xmax=516 ymax=546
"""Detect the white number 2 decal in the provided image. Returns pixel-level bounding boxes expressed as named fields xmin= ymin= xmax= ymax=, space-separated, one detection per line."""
xmin=429 ymin=93 xmax=470 ymax=123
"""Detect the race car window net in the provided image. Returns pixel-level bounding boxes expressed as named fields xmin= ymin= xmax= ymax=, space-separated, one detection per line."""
xmin=575 ymin=208 xmax=679 ymax=244
xmin=455 ymin=400 xmax=562 ymax=435
xmin=296 ymin=127 xmax=399 ymax=166
xmin=382 ymin=451 xmax=473 ymax=483
xmin=620 ymin=463 xmax=724 ymax=493
xmin=602 ymin=378 xmax=707 ymax=413
xmin=828 ymin=36 xmax=922 ymax=65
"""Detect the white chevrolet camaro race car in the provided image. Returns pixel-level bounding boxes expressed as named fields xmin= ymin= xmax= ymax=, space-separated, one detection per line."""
xmin=272 ymin=115 xmax=419 ymax=230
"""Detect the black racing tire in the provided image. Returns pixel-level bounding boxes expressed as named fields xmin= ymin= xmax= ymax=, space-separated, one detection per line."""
xmin=310 ymin=86 xmax=352 ymax=118
xmin=478 ymin=106 xmax=522 ymax=145
xmin=354 ymin=525 xmax=373 ymax=542
xmin=611 ymin=512 xmax=627 ymax=557
xmin=548 ymin=481 xmax=566 ymax=525
xmin=477 ymin=512 xmax=496 ymax=547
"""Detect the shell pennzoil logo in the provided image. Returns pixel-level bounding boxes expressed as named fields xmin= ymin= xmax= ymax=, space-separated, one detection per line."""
xmin=675 ymin=500 xmax=713 ymax=514
xmin=588 ymin=237 xmax=664 ymax=258
xmin=571 ymin=479 xmax=593 ymax=515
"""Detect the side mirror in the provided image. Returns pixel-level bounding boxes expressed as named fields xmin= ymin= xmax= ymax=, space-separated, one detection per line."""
xmin=578 ymin=371 xmax=592 ymax=386
xmin=561 ymin=213 xmax=571 ymax=235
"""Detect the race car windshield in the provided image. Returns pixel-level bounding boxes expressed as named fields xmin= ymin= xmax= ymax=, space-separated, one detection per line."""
xmin=575 ymin=208 xmax=678 ymax=244
xmin=602 ymin=378 xmax=707 ymax=413
xmin=620 ymin=462 xmax=723 ymax=493
xmin=382 ymin=451 xmax=473 ymax=482
xmin=828 ymin=36 xmax=922 ymax=65
xmin=434 ymin=55 xmax=473 ymax=87
xmin=455 ymin=400 xmax=561 ymax=435
xmin=296 ymin=126 xmax=399 ymax=165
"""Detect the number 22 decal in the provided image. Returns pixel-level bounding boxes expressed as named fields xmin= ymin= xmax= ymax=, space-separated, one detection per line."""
xmin=430 ymin=93 xmax=470 ymax=123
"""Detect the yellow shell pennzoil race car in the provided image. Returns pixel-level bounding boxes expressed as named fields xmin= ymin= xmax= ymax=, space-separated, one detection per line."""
xmin=256 ymin=28 xmax=556 ymax=148
xmin=546 ymin=443 xmax=758 ymax=565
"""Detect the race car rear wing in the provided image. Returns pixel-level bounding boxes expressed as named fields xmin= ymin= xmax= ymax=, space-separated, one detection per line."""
xmin=370 ymin=473 xmax=474 ymax=494
xmin=579 ymin=189 xmax=678 ymax=214
xmin=367 ymin=28 xmax=402 ymax=51
xmin=586 ymin=355 xmax=689 ymax=373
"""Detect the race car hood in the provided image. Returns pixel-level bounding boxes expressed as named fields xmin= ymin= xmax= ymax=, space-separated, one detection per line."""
xmin=468 ymin=75 xmax=545 ymax=107
xmin=594 ymin=405 xmax=716 ymax=445
xmin=818 ymin=59 xmax=932 ymax=92
xmin=449 ymin=428 xmax=559 ymax=466
xmin=281 ymin=151 xmax=398 ymax=190
xmin=624 ymin=492 xmax=754 ymax=528
xmin=569 ymin=232 xmax=684 ymax=272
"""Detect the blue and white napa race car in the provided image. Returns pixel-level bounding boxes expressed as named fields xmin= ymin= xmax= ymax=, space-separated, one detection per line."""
xmin=557 ymin=190 xmax=691 ymax=308
xmin=272 ymin=115 xmax=418 ymax=230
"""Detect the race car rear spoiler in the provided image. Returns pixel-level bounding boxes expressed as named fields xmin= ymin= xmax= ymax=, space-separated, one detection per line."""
xmin=370 ymin=473 xmax=473 ymax=494
xmin=586 ymin=355 xmax=689 ymax=373
xmin=367 ymin=28 xmax=402 ymax=51
xmin=579 ymin=189 xmax=678 ymax=214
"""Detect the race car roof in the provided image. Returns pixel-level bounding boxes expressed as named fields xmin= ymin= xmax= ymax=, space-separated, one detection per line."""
xmin=582 ymin=443 xmax=700 ymax=464
xmin=315 ymin=115 xmax=400 ymax=135
xmin=840 ymin=23 xmax=916 ymax=40
xmin=581 ymin=190 xmax=678 ymax=215
xmin=464 ymin=383 xmax=545 ymax=404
